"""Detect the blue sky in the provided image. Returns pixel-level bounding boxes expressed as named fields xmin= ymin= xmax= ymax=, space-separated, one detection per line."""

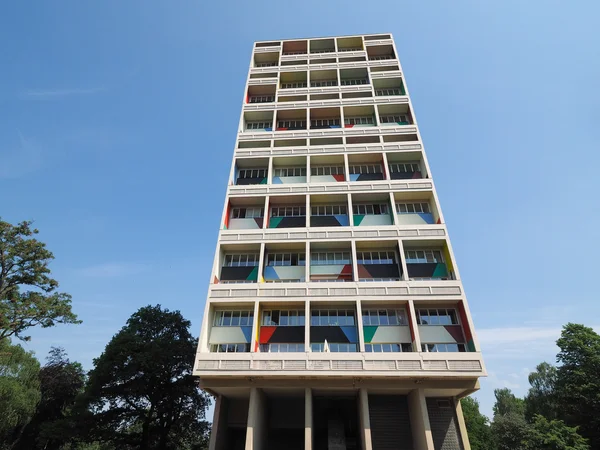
xmin=1 ymin=0 xmax=599 ymax=419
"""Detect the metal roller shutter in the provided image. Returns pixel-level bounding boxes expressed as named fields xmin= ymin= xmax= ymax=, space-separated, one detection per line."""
xmin=368 ymin=395 xmax=414 ymax=450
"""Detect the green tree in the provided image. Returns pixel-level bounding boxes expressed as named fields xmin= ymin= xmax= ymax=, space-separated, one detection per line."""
xmin=81 ymin=305 xmax=211 ymax=450
xmin=461 ymin=396 xmax=494 ymax=450
xmin=492 ymin=388 xmax=525 ymax=418
xmin=13 ymin=347 xmax=86 ymax=450
xmin=525 ymin=362 xmax=558 ymax=421
xmin=0 ymin=338 xmax=41 ymax=446
xmin=555 ymin=323 xmax=600 ymax=448
xmin=491 ymin=412 xmax=530 ymax=450
xmin=527 ymin=415 xmax=589 ymax=450
xmin=0 ymin=219 xmax=80 ymax=341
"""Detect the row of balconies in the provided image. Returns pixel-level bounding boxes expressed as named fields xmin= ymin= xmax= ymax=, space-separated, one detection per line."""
xmin=233 ymin=151 xmax=427 ymax=186
xmin=215 ymin=238 xmax=454 ymax=284
xmin=253 ymin=36 xmax=396 ymax=68
xmin=224 ymin=192 xmax=440 ymax=232
xmin=241 ymin=103 xmax=412 ymax=133
xmin=246 ymin=70 xmax=404 ymax=100
xmin=202 ymin=300 xmax=476 ymax=357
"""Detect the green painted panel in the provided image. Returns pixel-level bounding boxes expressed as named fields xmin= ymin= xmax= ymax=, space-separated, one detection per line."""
xmin=269 ymin=217 xmax=283 ymax=228
xmin=467 ymin=339 xmax=476 ymax=352
xmin=432 ymin=263 xmax=448 ymax=278
xmin=353 ymin=214 xmax=365 ymax=226
xmin=247 ymin=267 xmax=258 ymax=281
xmin=259 ymin=178 xmax=268 ymax=184
xmin=363 ymin=326 xmax=378 ymax=343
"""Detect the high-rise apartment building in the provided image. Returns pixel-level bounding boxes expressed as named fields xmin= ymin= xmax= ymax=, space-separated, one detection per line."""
xmin=194 ymin=34 xmax=485 ymax=450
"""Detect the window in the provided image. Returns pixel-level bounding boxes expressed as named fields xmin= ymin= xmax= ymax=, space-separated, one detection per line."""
xmin=238 ymin=169 xmax=267 ymax=179
xmin=282 ymin=51 xmax=306 ymax=55
xmin=260 ymin=343 xmax=305 ymax=352
xmin=273 ymin=167 xmax=307 ymax=177
xmin=421 ymin=343 xmax=466 ymax=352
xmin=396 ymin=203 xmax=429 ymax=214
xmin=310 ymin=79 xmax=338 ymax=87
xmin=246 ymin=121 xmax=271 ymax=130
xmin=310 ymin=309 xmax=355 ymax=326
xmin=349 ymin=164 xmax=382 ymax=174
xmin=389 ymin=162 xmax=420 ymax=173
xmin=365 ymin=343 xmax=412 ymax=352
xmin=311 ymin=205 xmax=347 ymax=216
xmin=356 ymin=251 xmax=397 ymax=265
xmin=223 ymin=254 xmax=259 ymax=267
xmin=310 ymin=343 xmax=357 ymax=352
xmin=270 ymin=206 xmax=306 ymax=217
xmin=362 ymin=309 xmax=407 ymax=326
xmin=249 ymin=95 xmax=275 ymax=103
xmin=311 ymin=166 xmax=344 ymax=176
xmin=380 ymin=115 xmax=409 ymax=124
xmin=310 ymin=252 xmax=351 ymax=265
xmin=210 ymin=344 xmax=250 ymax=353
xmin=213 ymin=310 xmax=254 ymax=327
xmin=353 ymin=204 xmax=389 ymax=215
xmin=340 ymin=78 xmax=368 ymax=86
xmin=369 ymin=55 xmax=394 ymax=61
xmin=375 ymin=88 xmax=402 ymax=96
xmin=255 ymin=62 xmax=277 ymax=67
xmin=310 ymin=118 xmax=341 ymax=127
xmin=405 ymin=250 xmax=443 ymax=264
xmin=310 ymin=48 xmax=335 ymax=54
xmin=231 ymin=207 xmax=264 ymax=219
xmin=266 ymin=253 xmax=305 ymax=266
xmin=416 ymin=308 xmax=458 ymax=326
xmin=262 ymin=310 xmax=306 ymax=326
xmin=281 ymin=81 xmax=307 ymax=89
xmin=345 ymin=116 xmax=374 ymax=125
xmin=277 ymin=120 xmax=306 ymax=128
xmin=338 ymin=47 xmax=362 ymax=52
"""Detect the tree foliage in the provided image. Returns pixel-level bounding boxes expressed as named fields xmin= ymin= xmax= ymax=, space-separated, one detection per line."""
xmin=81 ymin=305 xmax=210 ymax=450
xmin=13 ymin=347 xmax=86 ymax=449
xmin=0 ymin=338 xmax=41 ymax=446
xmin=492 ymin=388 xmax=525 ymax=419
xmin=528 ymin=415 xmax=589 ymax=450
xmin=555 ymin=323 xmax=600 ymax=448
xmin=0 ymin=219 xmax=80 ymax=341
xmin=461 ymin=396 xmax=493 ymax=450
xmin=525 ymin=362 xmax=558 ymax=420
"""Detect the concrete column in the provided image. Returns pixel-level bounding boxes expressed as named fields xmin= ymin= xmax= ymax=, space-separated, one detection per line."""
xmin=408 ymin=389 xmax=434 ymax=450
xmin=356 ymin=299 xmax=365 ymax=352
xmin=454 ymin=397 xmax=471 ymax=450
xmin=251 ymin=301 xmax=260 ymax=353
xmin=306 ymin=193 xmax=311 ymax=228
xmin=351 ymin=240 xmax=360 ymax=283
xmin=407 ymin=300 xmax=422 ymax=352
xmin=347 ymin=193 xmax=354 ymax=226
xmin=305 ymin=388 xmax=313 ymax=450
xmin=258 ymin=242 xmax=266 ymax=284
xmin=246 ymin=388 xmax=267 ymax=450
xmin=209 ymin=395 xmax=227 ymax=450
xmin=389 ymin=192 xmax=397 ymax=226
xmin=358 ymin=389 xmax=373 ymax=450
xmin=397 ymin=238 xmax=409 ymax=281
xmin=305 ymin=298 xmax=311 ymax=351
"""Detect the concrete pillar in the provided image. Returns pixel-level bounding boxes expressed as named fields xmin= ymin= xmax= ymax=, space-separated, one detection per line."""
xmin=209 ymin=395 xmax=227 ymax=450
xmin=408 ymin=389 xmax=434 ymax=450
xmin=305 ymin=388 xmax=313 ymax=450
xmin=454 ymin=397 xmax=471 ymax=450
xmin=246 ymin=388 xmax=267 ymax=450
xmin=358 ymin=389 xmax=373 ymax=450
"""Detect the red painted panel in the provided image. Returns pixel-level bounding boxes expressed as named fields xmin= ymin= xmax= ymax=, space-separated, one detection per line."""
xmin=333 ymin=174 xmax=345 ymax=182
xmin=407 ymin=307 xmax=416 ymax=341
xmin=224 ymin=201 xmax=231 ymax=229
xmin=259 ymin=326 xmax=277 ymax=344
xmin=458 ymin=302 xmax=473 ymax=343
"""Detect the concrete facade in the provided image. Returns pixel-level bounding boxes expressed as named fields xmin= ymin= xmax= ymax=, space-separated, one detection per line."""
xmin=194 ymin=33 xmax=485 ymax=450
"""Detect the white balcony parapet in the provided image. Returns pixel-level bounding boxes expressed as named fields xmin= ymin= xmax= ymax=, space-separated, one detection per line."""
xmin=238 ymin=125 xmax=418 ymax=141
xmin=235 ymin=142 xmax=423 ymax=158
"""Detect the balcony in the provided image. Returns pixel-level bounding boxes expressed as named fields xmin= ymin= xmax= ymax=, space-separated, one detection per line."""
xmin=253 ymin=51 xmax=279 ymax=68
xmin=219 ymin=250 xmax=260 ymax=283
xmin=234 ymin=158 xmax=268 ymax=185
xmin=310 ymin=195 xmax=349 ymax=227
xmin=264 ymin=245 xmax=306 ymax=283
xmin=310 ymin=246 xmax=353 ymax=282
xmin=282 ymin=40 xmax=307 ymax=56
xmin=309 ymin=38 xmax=335 ymax=54
xmin=247 ymin=85 xmax=276 ymax=104
xmin=404 ymin=246 xmax=453 ymax=280
xmin=340 ymin=68 xmax=369 ymax=86
xmin=208 ymin=309 xmax=254 ymax=353
xmin=367 ymin=44 xmax=396 ymax=61
xmin=344 ymin=105 xmax=377 ymax=128
xmin=243 ymin=110 xmax=273 ymax=132
xmin=310 ymin=107 xmax=341 ymax=130
xmin=352 ymin=194 xmax=394 ymax=226
xmin=337 ymin=36 xmax=364 ymax=53
xmin=280 ymin=71 xmax=308 ymax=90
xmin=268 ymin=204 xmax=306 ymax=229
xmin=348 ymin=153 xmax=386 ymax=182
xmin=310 ymin=69 xmax=338 ymax=87
xmin=310 ymin=307 xmax=358 ymax=352
xmin=310 ymin=155 xmax=346 ymax=183
xmin=356 ymin=244 xmax=402 ymax=282
xmin=374 ymin=78 xmax=405 ymax=96
xmin=276 ymin=109 xmax=307 ymax=131
xmin=225 ymin=199 xmax=265 ymax=230
xmin=259 ymin=308 xmax=305 ymax=353
xmin=272 ymin=156 xmax=307 ymax=184
xmin=378 ymin=104 xmax=413 ymax=126
xmin=417 ymin=307 xmax=472 ymax=353
xmin=394 ymin=196 xmax=438 ymax=226
xmin=362 ymin=307 xmax=413 ymax=353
